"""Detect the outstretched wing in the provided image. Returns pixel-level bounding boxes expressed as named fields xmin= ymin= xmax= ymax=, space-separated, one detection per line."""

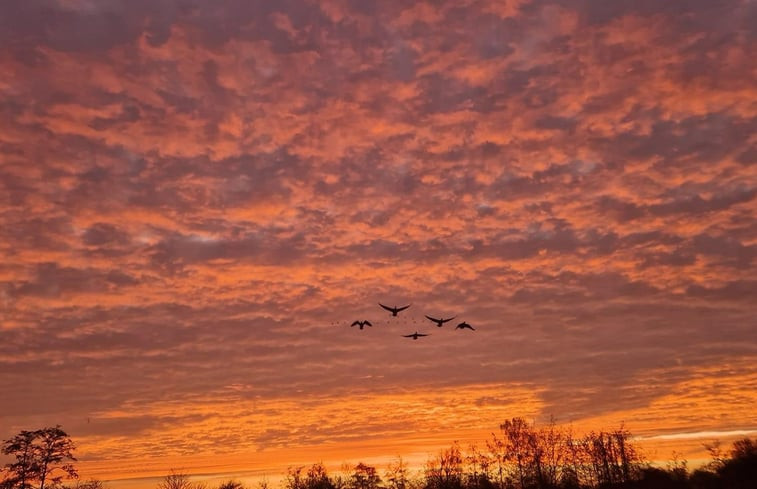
xmin=351 ymin=320 xmax=361 ymax=327
xmin=379 ymin=303 xmax=394 ymax=312
xmin=425 ymin=315 xmax=440 ymax=323
xmin=364 ymin=320 xmax=373 ymax=327
xmin=417 ymin=333 xmax=429 ymax=337
xmin=396 ymin=304 xmax=411 ymax=312
xmin=441 ymin=316 xmax=456 ymax=323
xmin=402 ymin=334 xmax=414 ymax=338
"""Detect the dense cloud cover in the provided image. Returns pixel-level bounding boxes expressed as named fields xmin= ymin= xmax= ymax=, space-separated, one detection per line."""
xmin=1 ymin=0 xmax=755 ymax=481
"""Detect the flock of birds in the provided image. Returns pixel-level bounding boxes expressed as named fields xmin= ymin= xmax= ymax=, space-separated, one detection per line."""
xmin=348 ymin=303 xmax=475 ymax=340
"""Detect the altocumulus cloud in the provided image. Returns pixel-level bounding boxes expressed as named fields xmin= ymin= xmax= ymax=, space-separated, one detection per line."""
xmin=0 ymin=0 xmax=755 ymax=473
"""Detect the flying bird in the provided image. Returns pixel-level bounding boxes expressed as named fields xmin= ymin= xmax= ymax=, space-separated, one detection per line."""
xmin=425 ymin=315 xmax=456 ymax=327
xmin=402 ymin=332 xmax=429 ymax=340
xmin=379 ymin=303 xmax=411 ymax=316
xmin=456 ymin=322 xmax=475 ymax=331
xmin=351 ymin=320 xmax=372 ymax=330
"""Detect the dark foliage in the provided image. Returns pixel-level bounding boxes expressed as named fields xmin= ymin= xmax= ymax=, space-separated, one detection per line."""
xmin=1 ymin=426 xmax=77 ymax=489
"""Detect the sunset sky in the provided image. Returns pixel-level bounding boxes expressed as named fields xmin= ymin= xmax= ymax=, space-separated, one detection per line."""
xmin=1 ymin=0 xmax=756 ymax=487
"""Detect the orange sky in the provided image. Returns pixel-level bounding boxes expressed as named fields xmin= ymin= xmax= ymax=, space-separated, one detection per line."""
xmin=1 ymin=1 xmax=756 ymax=488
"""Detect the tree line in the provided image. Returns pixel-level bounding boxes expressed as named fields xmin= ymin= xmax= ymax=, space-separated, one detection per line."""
xmin=2 ymin=419 xmax=755 ymax=489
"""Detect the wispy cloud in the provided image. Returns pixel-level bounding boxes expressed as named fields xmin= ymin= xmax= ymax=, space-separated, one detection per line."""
xmin=638 ymin=429 xmax=757 ymax=441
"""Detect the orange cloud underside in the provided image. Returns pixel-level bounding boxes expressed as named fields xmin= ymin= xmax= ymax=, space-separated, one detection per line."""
xmin=72 ymin=362 xmax=757 ymax=482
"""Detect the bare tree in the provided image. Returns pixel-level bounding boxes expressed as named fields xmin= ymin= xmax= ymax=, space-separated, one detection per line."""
xmin=485 ymin=433 xmax=508 ymax=489
xmin=384 ymin=457 xmax=409 ymax=489
xmin=464 ymin=444 xmax=496 ymax=489
xmin=285 ymin=467 xmax=305 ymax=489
xmin=582 ymin=427 xmax=641 ymax=487
xmin=425 ymin=443 xmax=463 ymax=489
xmin=560 ymin=427 xmax=584 ymax=489
xmin=499 ymin=418 xmax=533 ymax=489
xmin=157 ymin=471 xmax=206 ymax=489
xmin=536 ymin=418 xmax=564 ymax=488
xmin=703 ymin=440 xmax=726 ymax=471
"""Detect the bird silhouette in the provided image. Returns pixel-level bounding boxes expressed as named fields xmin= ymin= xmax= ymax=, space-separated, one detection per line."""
xmin=456 ymin=321 xmax=475 ymax=331
xmin=425 ymin=315 xmax=456 ymax=327
xmin=402 ymin=332 xmax=429 ymax=340
xmin=351 ymin=320 xmax=372 ymax=330
xmin=379 ymin=303 xmax=411 ymax=316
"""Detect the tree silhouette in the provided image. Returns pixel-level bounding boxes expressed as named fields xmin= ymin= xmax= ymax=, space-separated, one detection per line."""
xmin=1 ymin=430 xmax=38 ymax=489
xmin=485 ymin=432 xmax=508 ymax=489
xmin=35 ymin=427 xmax=77 ymax=489
xmin=1 ymin=426 xmax=77 ymax=489
xmin=583 ymin=427 xmax=641 ymax=487
xmin=6 ymin=421 xmax=755 ymax=489
xmin=384 ymin=457 xmax=409 ymax=489
xmin=285 ymin=464 xmax=337 ymax=489
xmin=499 ymin=418 xmax=532 ymax=489
xmin=715 ymin=437 xmax=757 ymax=489
xmin=425 ymin=443 xmax=463 ymax=489
xmin=306 ymin=463 xmax=335 ymax=489
xmin=349 ymin=463 xmax=381 ymax=489
xmin=532 ymin=418 xmax=563 ymax=488
xmin=157 ymin=472 xmax=196 ymax=489
xmin=216 ymin=481 xmax=246 ymax=489
xmin=464 ymin=443 xmax=495 ymax=489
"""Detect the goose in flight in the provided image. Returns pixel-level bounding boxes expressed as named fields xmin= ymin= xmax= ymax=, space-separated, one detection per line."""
xmin=402 ymin=332 xmax=429 ymax=340
xmin=456 ymin=321 xmax=475 ymax=331
xmin=425 ymin=315 xmax=456 ymax=327
xmin=351 ymin=320 xmax=372 ymax=330
xmin=379 ymin=303 xmax=411 ymax=316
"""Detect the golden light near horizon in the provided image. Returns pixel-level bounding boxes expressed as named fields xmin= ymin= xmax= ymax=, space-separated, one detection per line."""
xmin=1 ymin=1 xmax=756 ymax=489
